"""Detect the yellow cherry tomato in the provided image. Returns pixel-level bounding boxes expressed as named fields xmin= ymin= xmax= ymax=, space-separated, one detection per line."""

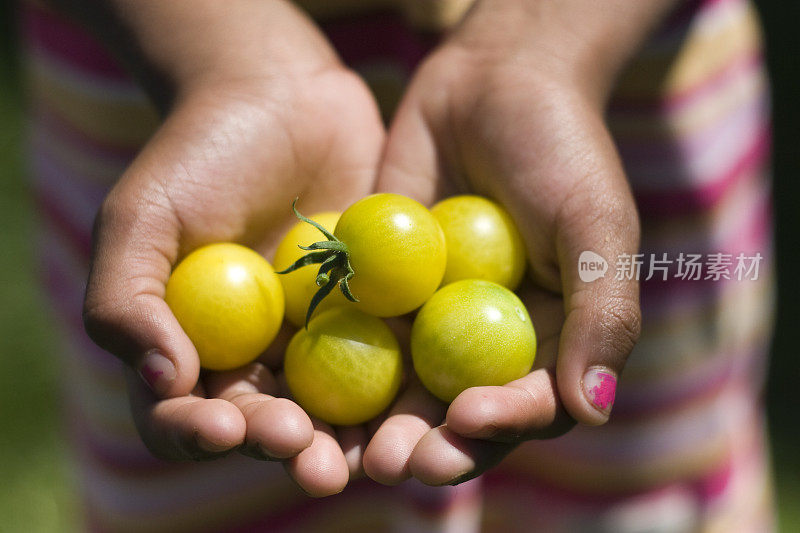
xmin=165 ymin=243 xmax=284 ymax=371
xmin=431 ymin=195 xmax=527 ymax=290
xmin=284 ymin=307 xmax=403 ymax=426
xmin=273 ymin=212 xmax=348 ymax=327
xmin=411 ymin=279 xmax=536 ymax=403
xmin=335 ymin=193 xmax=446 ymax=317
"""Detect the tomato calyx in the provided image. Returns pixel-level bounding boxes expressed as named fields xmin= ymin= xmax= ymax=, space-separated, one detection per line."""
xmin=276 ymin=199 xmax=358 ymax=327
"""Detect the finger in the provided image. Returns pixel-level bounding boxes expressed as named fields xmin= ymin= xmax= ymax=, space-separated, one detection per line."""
xmin=479 ymin=104 xmax=641 ymax=426
xmin=377 ymin=86 xmax=458 ymax=203
xmin=284 ymin=420 xmax=349 ymax=497
xmin=84 ymin=178 xmax=197 ymax=398
xmin=362 ymin=381 xmax=447 ymax=485
xmin=408 ymin=425 xmax=513 ymax=486
xmin=336 ymin=425 xmax=368 ymax=479
xmin=205 ymin=363 xmax=314 ymax=460
xmin=552 ymin=133 xmax=641 ymax=425
xmin=445 ymin=368 xmax=574 ymax=442
xmin=126 ymin=369 xmax=246 ymax=461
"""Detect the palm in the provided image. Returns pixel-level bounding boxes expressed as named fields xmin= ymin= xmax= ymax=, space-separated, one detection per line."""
xmin=366 ymin=49 xmax=637 ymax=485
xmin=99 ymin=67 xmax=386 ymax=495
xmin=146 ymin=71 xmax=383 ymax=259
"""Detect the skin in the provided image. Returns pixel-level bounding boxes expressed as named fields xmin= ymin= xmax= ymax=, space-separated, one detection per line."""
xmin=63 ymin=0 xmax=679 ymax=495
xmin=70 ymin=0 xmax=384 ymax=496
xmin=363 ymin=0 xmax=679 ymax=486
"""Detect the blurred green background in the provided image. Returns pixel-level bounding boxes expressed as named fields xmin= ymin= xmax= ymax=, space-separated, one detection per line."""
xmin=0 ymin=5 xmax=80 ymax=532
xmin=0 ymin=2 xmax=797 ymax=532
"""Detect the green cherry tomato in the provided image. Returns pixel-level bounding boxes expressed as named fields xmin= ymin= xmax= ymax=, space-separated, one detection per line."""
xmin=334 ymin=193 xmax=446 ymax=317
xmin=273 ymin=211 xmax=349 ymax=327
xmin=411 ymin=279 xmax=536 ymax=403
xmin=431 ymin=195 xmax=527 ymax=290
xmin=165 ymin=243 xmax=284 ymax=371
xmin=284 ymin=307 xmax=403 ymax=426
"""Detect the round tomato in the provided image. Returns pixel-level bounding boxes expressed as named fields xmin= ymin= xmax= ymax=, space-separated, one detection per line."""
xmin=165 ymin=243 xmax=284 ymax=371
xmin=411 ymin=279 xmax=536 ymax=403
xmin=273 ymin=211 xmax=348 ymax=327
xmin=334 ymin=193 xmax=446 ymax=317
xmin=284 ymin=307 xmax=403 ymax=426
xmin=431 ymin=195 xmax=526 ymax=290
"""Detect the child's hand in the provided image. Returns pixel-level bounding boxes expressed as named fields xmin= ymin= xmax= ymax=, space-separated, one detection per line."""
xmin=364 ymin=0 xmax=679 ymax=486
xmin=78 ymin=1 xmax=384 ymax=496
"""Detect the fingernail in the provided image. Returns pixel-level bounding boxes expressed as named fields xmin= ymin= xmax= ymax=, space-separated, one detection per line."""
xmin=138 ymin=350 xmax=176 ymax=396
xmin=447 ymin=471 xmax=475 ymax=486
xmin=581 ymin=366 xmax=617 ymax=416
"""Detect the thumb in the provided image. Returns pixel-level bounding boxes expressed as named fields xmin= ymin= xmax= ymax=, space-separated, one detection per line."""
xmin=554 ymin=176 xmax=642 ymax=426
xmin=83 ymin=179 xmax=199 ymax=399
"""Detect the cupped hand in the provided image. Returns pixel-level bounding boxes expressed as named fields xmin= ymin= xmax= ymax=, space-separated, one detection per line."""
xmin=81 ymin=3 xmax=385 ymax=496
xmin=363 ymin=7 xmax=645 ymax=486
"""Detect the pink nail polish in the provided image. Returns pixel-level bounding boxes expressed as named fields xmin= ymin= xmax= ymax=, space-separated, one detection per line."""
xmin=582 ymin=367 xmax=617 ymax=414
xmin=138 ymin=351 xmax=176 ymax=396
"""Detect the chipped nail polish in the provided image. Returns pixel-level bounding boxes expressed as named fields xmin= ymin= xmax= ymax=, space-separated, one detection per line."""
xmin=138 ymin=351 xmax=176 ymax=396
xmin=582 ymin=366 xmax=617 ymax=415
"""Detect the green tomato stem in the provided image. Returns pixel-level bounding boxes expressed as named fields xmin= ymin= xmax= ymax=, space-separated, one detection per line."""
xmin=275 ymin=198 xmax=358 ymax=327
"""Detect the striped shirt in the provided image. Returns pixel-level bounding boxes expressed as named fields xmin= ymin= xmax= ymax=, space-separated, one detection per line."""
xmin=21 ymin=0 xmax=775 ymax=530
